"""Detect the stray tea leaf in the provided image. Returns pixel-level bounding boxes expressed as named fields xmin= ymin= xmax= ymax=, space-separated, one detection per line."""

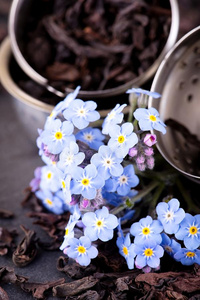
xmin=12 ymin=225 xmax=38 ymax=267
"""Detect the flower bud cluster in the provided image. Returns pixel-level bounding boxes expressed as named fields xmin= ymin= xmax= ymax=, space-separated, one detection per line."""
xmin=129 ymin=134 xmax=157 ymax=171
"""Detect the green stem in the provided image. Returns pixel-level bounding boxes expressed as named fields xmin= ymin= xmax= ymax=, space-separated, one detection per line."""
xmin=148 ymin=183 xmax=165 ymax=213
xmin=175 ymin=178 xmax=200 ymax=213
xmin=128 ymin=95 xmax=137 ymax=123
xmin=110 ymin=180 xmax=159 ymax=215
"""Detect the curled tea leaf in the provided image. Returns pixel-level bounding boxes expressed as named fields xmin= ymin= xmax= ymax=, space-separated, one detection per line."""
xmin=12 ymin=225 xmax=38 ymax=267
xmin=0 ymin=227 xmax=17 ymax=256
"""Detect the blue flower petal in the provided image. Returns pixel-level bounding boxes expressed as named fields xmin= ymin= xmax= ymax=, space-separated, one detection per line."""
xmin=77 ymin=254 xmax=90 ymax=266
xmin=184 ymin=236 xmax=200 ymax=250
xmin=135 ymin=254 xmax=146 ymax=268
xmin=84 ymin=227 xmax=98 ymax=241
xmin=87 ymin=245 xmax=98 ymax=259
xmin=99 ymin=228 xmax=114 ymax=242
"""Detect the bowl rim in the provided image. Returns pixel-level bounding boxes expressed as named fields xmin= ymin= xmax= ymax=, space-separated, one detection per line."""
xmin=0 ymin=37 xmax=131 ymax=117
xmin=0 ymin=37 xmax=53 ymax=113
xmin=8 ymin=0 xmax=180 ymax=98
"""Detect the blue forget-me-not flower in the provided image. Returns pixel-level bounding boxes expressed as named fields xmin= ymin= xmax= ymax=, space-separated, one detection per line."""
xmin=102 ymin=103 xmax=127 ymax=135
xmin=36 ymin=189 xmax=65 ymax=215
xmin=117 ymin=232 xmax=136 ymax=269
xmin=156 ymin=198 xmax=185 ymax=234
xmin=174 ymin=248 xmax=200 ymax=266
xmin=134 ymin=239 xmax=164 ymax=269
xmin=130 ymin=215 xmax=163 ymax=244
xmin=112 ymin=164 xmax=139 ymax=196
xmin=63 ymin=99 xmax=100 ymax=130
xmin=134 ymin=107 xmax=166 ymax=134
xmin=91 ymin=145 xmax=123 ymax=180
xmin=66 ymin=236 xmax=98 ymax=266
xmin=57 ymin=141 xmax=85 ymax=173
xmin=108 ymin=122 xmax=138 ymax=158
xmin=175 ymin=213 xmax=200 ymax=250
xmin=71 ymin=164 xmax=105 ymax=200
xmin=76 ymin=127 xmax=105 ymax=150
xmin=126 ymin=87 xmax=161 ymax=99
xmin=82 ymin=206 xmax=118 ymax=242
xmin=41 ymin=119 xmax=75 ymax=154
xmin=161 ymin=233 xmax=181 ymax=259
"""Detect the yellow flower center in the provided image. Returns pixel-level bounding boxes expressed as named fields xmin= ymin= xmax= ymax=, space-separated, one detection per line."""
xmin=123 ymin=246 xmax=128 ymax=256
xmin=165 ymin=246 xmax=172 ymax=252
xmin=55 ymin=131 xmax=63 ymax=140
xmin=186 ymin=251 xmax=195 ymax=257
xmin=65 ymin=228 xmax=69 ymax=236
xmin=144 ymin=248 xmax=153 ymax=257
xmin=142 ymin=227 xmax=150 ymax=235
xmin=107 ymin=112 xmax=115 ymax=120
xmin=49 ymin=112 xmax=54 ymax=118
xmin=81 ymin=178 xmax=90 ymax=186
xmin=84 ymin=134 xmax=93 ymax=141
xmin=46 ymin=198 xmax=53 ymax=206
xmin=149 ymin=115 xmax=157 ymax=122
xmin=65 ymin=155 xmax=73 ymax=165
xmin=77 ymin=245 xmax=86 ymax=254
xmin=47 ymin=172 xmax=52 ymax=179
xmin=78 ymin=108 xmax=86 ymax=116
xmin=118 ymin=135 xmax=125 ymax=144
xmin=119 ymin=175 xmax=128 ymax=184
xmin=96 ymin=220 xmax=103 ymax=228
xmin=62 ymin=180 xmax=66 ymax=189
xmin=189 ymin=226 xmax=198 ymax=235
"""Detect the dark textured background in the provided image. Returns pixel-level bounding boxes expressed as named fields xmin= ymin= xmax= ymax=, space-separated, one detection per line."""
xmin=0 ymin=1 xmax=200 ymax=299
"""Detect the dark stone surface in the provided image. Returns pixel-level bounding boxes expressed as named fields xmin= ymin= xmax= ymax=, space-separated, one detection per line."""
xmin=0 ymin=92 xmax=66 ymax=299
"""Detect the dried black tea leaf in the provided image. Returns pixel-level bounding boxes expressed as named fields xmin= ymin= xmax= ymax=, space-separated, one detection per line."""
xmin=57 ymin=256 xmax=97 ymax=279
xmin=21 ymin=278 xmax=65 ymax=299
xmin=165 ymin=119 xmax=200 ymax=148
xmin=66 ymin=290 xmax=100 ymax=300
xmin=27 ymin=211 xmax=69 ymax=247
xmin=0 ymin=227 xmax=17 ymax=256
xmin=0 ymin=209 xmax=14 ymax=219
xmin=0 ymin=267 xmax=28 ymax=284
xmin=135 ymin=267 xmax=200 ymax=297
xmin=21 ymin=0 xmax=171 ymax=92
xmin=53 ymin=276 xmax=98 ymax=297
xmin=12 ymin=225 xmax=38 ymax=267
xmin=0 ymin=287 xmax=9 ymax=300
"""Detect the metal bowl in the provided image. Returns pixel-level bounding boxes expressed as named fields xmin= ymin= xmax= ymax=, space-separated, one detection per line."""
xmin=9 ymin=0 xmax=180 ymax=99
xmin=0 ymin=38 xmax=52 ymax=142
xmin=149 ymin=26 xmax=200 ymax=182
xmin=0 ymin=38 xmax=130 ymax=143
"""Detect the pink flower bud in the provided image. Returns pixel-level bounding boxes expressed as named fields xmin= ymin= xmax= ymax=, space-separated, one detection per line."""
xmin=69 ymin=196 xmax=78 ymax=206
xmin=142 ymin=266 xmax=152 ymax=273
xmin=129 ymin=147 xmax=138 ymax=157
xmin=137 ymin=163 xmax=146 ymax=171
xmin=80 ymin=198 xmax=90 ymax=209
xmin=144 ymin=147 xmax=154 ymax=156
xmin=146 ymin=157 xmax=155 ymax=170
xmin=135 ymin=262 xmax=143 ymax=269
xmin=136 ymin=155 xmax=145 ymax=164
xmin=63 ymin=247 xmax=68 ymax=255
xmin=143 ymin=134 xmax=157 ymax=147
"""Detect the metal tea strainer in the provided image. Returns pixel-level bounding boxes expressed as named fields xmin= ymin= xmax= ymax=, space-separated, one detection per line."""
xmin=149 ymin=26 xmax=200 ymax=182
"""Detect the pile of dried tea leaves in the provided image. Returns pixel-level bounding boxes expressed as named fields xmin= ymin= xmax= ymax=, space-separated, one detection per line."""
xmin=23 ymin=0 xmax=171 ymax=92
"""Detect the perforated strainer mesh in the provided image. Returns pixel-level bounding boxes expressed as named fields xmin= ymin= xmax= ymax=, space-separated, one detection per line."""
xmin=149 ymin=26 xmax=200 ymax=181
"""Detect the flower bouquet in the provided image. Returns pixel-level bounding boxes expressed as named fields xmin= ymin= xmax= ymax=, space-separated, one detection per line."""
xmin=30 ymin=86 xmax=200 ymax=272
